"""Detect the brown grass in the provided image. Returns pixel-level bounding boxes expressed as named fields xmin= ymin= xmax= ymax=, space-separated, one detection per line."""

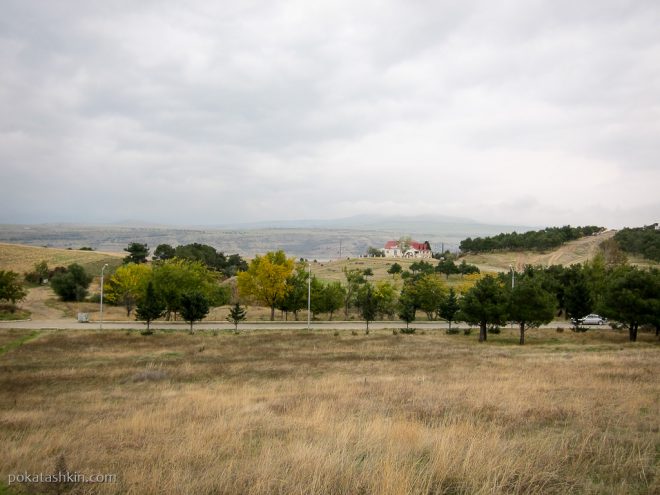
xmin=0 ymin=327 xmax=658 ymax=494
xmin=0 ymin=243 xmax=123 ymax=275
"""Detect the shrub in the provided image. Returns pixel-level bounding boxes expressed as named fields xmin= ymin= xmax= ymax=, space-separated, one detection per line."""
xmin=399 ymin=327 xmax=416 ymax=334
xmin=446 ymin=328 xmax=460 ymax=335
xmin=463 ymin=328 xmax=472 ymax=335
xmin=488 ymin=326 xmax=501 ymax=334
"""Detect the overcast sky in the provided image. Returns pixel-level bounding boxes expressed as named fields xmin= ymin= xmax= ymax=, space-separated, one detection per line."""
xmin=1 ymin=0 xmax=659 ymax=229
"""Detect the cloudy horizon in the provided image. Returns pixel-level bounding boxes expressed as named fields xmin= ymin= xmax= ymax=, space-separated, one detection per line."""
xmin=1 ymin=0 xmax=659 ymax=230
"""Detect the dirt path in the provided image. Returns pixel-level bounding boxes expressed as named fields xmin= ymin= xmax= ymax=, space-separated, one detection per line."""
xmin=23 ymin=286 xmax=67 ymax=320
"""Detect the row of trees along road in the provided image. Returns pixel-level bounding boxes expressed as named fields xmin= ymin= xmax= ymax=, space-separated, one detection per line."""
xmin=5 ymin=243 xmax=658 ymax=342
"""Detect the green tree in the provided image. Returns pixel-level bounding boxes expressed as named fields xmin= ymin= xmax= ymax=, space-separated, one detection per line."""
xmin=104 ymin=263 xmax=151 ymax=316
xmin=357 ymin=282 xmax=378 ymax=333
xmin=180 ymin=291 xmax=210 ymax=334
xmin=153 ymin=244 xmax=176 ymax=261
xmin=0 ymin=270 xmax=28 ymax=308
xmin=237 ymin=250 xmax=295 ymax=321
xmin=135 ymin=281 xmax=165 ymax=334
xmin=414 ymin=274 xmax=447 ymax=320
xmin=436 ymin=259 xmax=459 ymax=279
xmin=373 ymin=280 xmax=397 ymax=319
xmin=321 ymin=281 xmax=345 ymax=320
xmin=458 ymin=260 xmax=480 ymax=276
xmin=366 ymin=247 xmax=385 ymax=257
xmin=342 ymin=268 xmax=366 ymax=319
xmin=152 ymin=258 xmax=227 ymax=320
xmin=564 ymin=267 xmax=593 ymax=330
xmin=397 ymin=291 xmax=416 ymax=329
xmin=277 ymin=264 xmax=308 ymax=320
xmin=601 ymin=266 xmax=656 ymax=342
xmin=459 ymin=275 xmax=508 ymax=342
xmin=309 ymin=276 xmax=326 ymax=319
xmin=226 ymin=302 xmax=247 ymax=331
xmin=123 ymin=242 xmax=150 ymax=264
xmin=387 ymin=263 xmax=402 ymax=278
xmin=508 ymin=277 xmax=556 ymax=345
xmin=34 ymin=260 xmax=49 ymax=283
xmin=439 ymin=288 xmax=459 ymax=330
xmin=50 ymin=264 xmax=92 ymax=302
xmin=410 ymin=261 xmax=435 ymax=276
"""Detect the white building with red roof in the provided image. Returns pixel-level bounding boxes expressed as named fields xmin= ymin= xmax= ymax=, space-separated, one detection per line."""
xmin=384 ymin=240 xmax=432 ymax=258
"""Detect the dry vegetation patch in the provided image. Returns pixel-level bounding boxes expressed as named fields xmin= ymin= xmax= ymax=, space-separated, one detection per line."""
xmin=0 ymin=328 xmax=658 ymax=494
xmin=0 ymin=243 xmax=123 ymax=275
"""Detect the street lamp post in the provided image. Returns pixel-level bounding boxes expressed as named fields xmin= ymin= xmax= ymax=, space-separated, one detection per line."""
xmin=100 ymin=263 xmax=109 ymax=330
xmin=307 ymin=261 xmax=311 ymax=330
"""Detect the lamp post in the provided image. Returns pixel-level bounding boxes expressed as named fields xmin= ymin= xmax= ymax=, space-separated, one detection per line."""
xmin=307 ymin=261 xmax=311 ymax=330
xmin=100 ymin=263 xmax=109 ymax=330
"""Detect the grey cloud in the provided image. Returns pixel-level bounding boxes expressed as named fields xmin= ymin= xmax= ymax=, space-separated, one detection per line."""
xmin=1 ymin=0 xmax=659 ymax=227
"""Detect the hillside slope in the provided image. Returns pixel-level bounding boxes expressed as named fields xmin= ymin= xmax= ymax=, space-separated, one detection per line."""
xmin=462 ymin=231 xmax=618 ymax=271
xmin=0 ymin=243 xmax=123 ymax=275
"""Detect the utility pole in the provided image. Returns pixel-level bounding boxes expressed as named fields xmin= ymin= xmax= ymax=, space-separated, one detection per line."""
xmin=307 ymin=261 xmax=311 ymax=330
xmin=100 ymin=263 xmax=109 ymax=330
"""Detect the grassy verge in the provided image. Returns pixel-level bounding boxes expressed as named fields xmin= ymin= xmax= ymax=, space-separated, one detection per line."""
xmin=0 ymin=330 xmax=40 ymax=356
xmin=0 ymin=309 xmax=31 ymax=321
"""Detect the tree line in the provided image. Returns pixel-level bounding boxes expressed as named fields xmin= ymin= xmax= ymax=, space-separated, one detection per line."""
xmin=2 ymin=242 xmax=658 ymax=342
xmin=459 ymin=225 xmax=604 ymax=253
xmin=613 ymin=224 xmax=660 ymax=262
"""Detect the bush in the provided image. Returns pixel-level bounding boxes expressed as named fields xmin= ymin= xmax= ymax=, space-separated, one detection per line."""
xmin=463 ymin=328 xmax=472 ymax=335
xmin=50 ymin=264 xmax=92 ymax=302
xmin=399 ymin=327 xmax=416 ymax=334
xmin=446 ymin=328 xmax=460 ymax=335
xmin=488 ymin=326 xmax=501 ymax=334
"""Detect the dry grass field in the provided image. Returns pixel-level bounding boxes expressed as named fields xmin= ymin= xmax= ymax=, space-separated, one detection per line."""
xmin=0 ymin=243 xmax=123 ymax=275
xmin=0 ymin=327 xmax=658 ymax=494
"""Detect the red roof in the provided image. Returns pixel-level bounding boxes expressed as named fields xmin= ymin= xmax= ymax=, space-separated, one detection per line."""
xmin=384 ymin=240 xmax=431 ymax=251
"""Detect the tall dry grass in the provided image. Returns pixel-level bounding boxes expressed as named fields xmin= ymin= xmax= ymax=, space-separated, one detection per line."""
xmin=0 ymin=328 xmax=658 ymax=494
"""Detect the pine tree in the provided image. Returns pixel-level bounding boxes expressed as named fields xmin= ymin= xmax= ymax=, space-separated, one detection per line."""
xmin=226 ymin=302 xmax=247 ymax=332
xmin=135 ymin=281 xmax=165 ymax=335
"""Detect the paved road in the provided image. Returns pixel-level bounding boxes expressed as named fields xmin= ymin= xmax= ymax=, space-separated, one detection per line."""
xmin=0 ymin=319 xmax=577 ymax=331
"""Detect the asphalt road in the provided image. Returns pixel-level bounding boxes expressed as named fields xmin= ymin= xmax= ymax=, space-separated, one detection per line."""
xmin=0 ymin=319 xmax=578 ymax=331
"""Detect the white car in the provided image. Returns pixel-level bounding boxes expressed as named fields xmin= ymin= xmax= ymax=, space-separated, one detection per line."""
xmin=579 ymin=314 xmax=608 ymax=325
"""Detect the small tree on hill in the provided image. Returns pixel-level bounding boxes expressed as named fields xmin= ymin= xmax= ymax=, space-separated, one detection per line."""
xmin=387 ymin=263 xmax=402 ymax=278
xmin=153 ymin=244 xmax=176 ymax=261
xmin=123 ymin=242 xmax=150 ymax=264
xmin=180 ymin=291 xmax=210 ymax=334
xmin=135 ymin=281 xmax=165 ymax=335
xmin=226 ymin=302 xmax=247 ymax=331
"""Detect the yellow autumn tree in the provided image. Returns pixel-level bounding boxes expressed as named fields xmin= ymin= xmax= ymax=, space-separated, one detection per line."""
xmin=237 ymin=250 xmax=295 ymax=321
xmin=456 ymin=272 xmax=488 ymax=295
xmin=104 ymin=263 xmax=152 ymax=316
